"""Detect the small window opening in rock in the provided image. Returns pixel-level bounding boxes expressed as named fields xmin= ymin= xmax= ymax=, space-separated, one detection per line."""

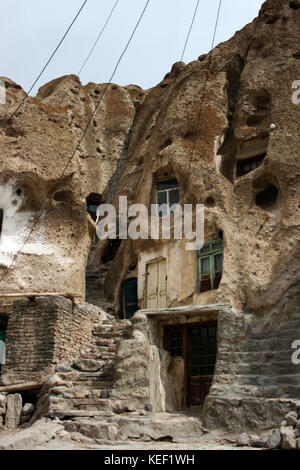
xmin=16 ymin=189 xmax=22 ymax=196
xmin=94 ymin=89 xmax=100 ymax=94
xmin=236 ymin=153 xmax=266 ymax=178
xmin=293 ymin=51 xmax=300 ymax=59
xmin=255 ymin=185 xmax=279 ymax=210
xmin=128 ymin=265 xmax=136 ymax=272
xmin=160 ymin=83 xmax=168 ymax=88
xmin=86 ymin=193 xmax=102 ymax=222
xmin=266 ymin=15 xmax=280 ymax=24
xmin=205 ymin=197 xmax=216 ymax=208
xmin=289 ymin=1 xmax=300 ymax=10
xmin=53 ymin=190 xmax=72 ymax=203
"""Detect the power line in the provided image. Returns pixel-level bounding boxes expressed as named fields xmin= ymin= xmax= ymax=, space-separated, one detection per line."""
xmin=180 ymin=0 xmax=200 ymax=61
xmin=0 ymin=0 xmax=89 ymax=137
xmin=0 ymin=0 xmax=151 ymax=283
xmin=182 ymin=0 xmax=223 ymax=203
xmin=78 ymin=0 xmax=120 ymax=76
xmin=134 ymin=0 xmax=201 ymax=202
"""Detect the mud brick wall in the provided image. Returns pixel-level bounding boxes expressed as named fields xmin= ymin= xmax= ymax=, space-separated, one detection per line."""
xmin=2 ymin=296 xmax=94 ymax=385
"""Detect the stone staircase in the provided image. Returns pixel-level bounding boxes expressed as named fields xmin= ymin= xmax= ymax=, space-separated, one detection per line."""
xmin=85 ymin=244 xmax=114 ymax=313
xmin=37 ymin=314 xmax=132 ymax=418
xmin=213 ymin=308 xmax=300 ymax=400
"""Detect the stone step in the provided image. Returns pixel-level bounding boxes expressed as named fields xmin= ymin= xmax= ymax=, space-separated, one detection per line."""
xmin=238 ymin=337 xmax=296 ymax=352
xmin=218 ymin=350 xmax=295 ymax=363
xmin=51 ymin=410 xmax=115 ymax=419
xmin=216 ymin=361 xmax=300 ymax=376
xmin=248 ymin=323 xmax=300 ymax=340
xmin=236 ymin=373 xmax=300 ymax=387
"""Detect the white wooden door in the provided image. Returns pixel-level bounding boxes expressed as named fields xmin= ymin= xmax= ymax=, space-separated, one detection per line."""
xmin=146 ymin=259 xmax=167 ymax=309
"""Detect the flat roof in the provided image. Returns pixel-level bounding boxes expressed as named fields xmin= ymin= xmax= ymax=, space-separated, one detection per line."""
xmin=140 ymin=303 xmax=232 ymax=319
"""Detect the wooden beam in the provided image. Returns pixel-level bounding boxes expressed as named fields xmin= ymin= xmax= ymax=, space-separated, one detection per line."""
xmin=0 ymin=381 xmax=44 ymax=393
xmin=0 ymin=292 xmax=82 ymax=299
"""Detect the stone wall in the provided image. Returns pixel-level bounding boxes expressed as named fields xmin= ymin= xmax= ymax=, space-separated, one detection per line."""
xmin=1 ymin=296 xmax=95 ymax=385
xmin=202 ymin=304 xmax=300 ymax=431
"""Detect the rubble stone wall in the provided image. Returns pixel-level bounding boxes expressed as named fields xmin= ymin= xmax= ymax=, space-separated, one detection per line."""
xmin=1 ymin=296 xmax=94 ymax=385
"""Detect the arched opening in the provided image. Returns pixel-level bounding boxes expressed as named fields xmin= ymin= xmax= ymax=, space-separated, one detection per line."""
xmin=255 ymin=185 xmax=279 ymax=210
xmin=86 ymin=193 xmax=102 ymax=222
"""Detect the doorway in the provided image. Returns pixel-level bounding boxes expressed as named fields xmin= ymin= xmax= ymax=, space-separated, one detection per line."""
xmin=146 ymin=259 xmax=167 ymax=309
xmin=122 ymin=278 xmax=138 ymax=319
xmin=164 ymin=322 xmax=217 ymax=407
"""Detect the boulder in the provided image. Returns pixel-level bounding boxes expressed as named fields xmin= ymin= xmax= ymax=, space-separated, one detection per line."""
xmin=22 ymin=403 xmax=35 ymax=416
xmin=285 ymin=412 xmax=298 ymax=428
xmin=237 ymin=433 xmax=250 ymax=447
xmin=266 ymin=431 xmax=281 ymax=450
xmin=281 ymin=428 xmax=296 ymax=450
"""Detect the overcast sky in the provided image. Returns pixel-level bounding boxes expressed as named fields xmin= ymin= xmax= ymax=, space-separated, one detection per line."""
xmin=1 ymin=0 xmax=265 ymax=95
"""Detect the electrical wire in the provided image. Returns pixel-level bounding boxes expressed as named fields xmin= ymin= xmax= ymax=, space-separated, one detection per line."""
xmin=181 ymin=0 xmax=223 ymax=203
xmin=0 ymin=0 xmax=151 ymax=283
xmin=0 ymin=0 xmax=89 ymax=137
xmin=78 ymin=0 xmax=120 ymax=75
xmin=134 ymin=0 xmax=201 ymax=201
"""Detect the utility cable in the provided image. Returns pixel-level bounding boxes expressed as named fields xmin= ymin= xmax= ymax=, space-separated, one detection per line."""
xmin=78 ymin=0 xmax=120 ymax=75
xmin=0 ymin=0 xmax=89 ymax=137
xmin=0 ymin=0 xmax=151 ymax=283
xmin=134 ymin=0 xmax=201 ymax=201
xmin=181 ymin=0 xmax=223 ymax=203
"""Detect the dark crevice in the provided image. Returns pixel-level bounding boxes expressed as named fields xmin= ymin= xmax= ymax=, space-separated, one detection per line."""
xmin=289 ymin=1 xmax=300 ymax=10
xmin=218 ymin=54 xmax=245 ymax=183
xmin=255 ymin=185 xmax=279 ymax=210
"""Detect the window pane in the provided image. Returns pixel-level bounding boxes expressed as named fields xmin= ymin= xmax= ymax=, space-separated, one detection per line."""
xmin=214 ymin=253 xmax=223 ymax=271
xmin=200 ymin=245 xmax=211 ymax=254
xmin=212 ymin=241 xmax=222 ymax=251
xmin=157 ymin=179 xmax=179 ymax=191
xmin=157 ymin=191 xmax=167 ymax=205
xmin=169 ymin=189 xmax=180 ymax=206
xmin=201 ymin=257 xmax=210 ymax=275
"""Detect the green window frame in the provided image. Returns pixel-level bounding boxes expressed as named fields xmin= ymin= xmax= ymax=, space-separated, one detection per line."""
xmin=197 ymin=239 xmax=224 ymax=293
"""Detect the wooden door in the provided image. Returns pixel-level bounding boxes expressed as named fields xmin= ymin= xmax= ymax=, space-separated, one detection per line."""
xmin=164 ymin=322 xmax=217 ymax=407
xmin=188 ymin=324 xmax=217 ymax=406
xmin=146 ymin=259 xmax=167 ymax=309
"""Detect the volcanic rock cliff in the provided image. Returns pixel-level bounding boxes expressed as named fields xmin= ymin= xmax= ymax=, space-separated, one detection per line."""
xmin=0 ymin=0 xmax=299 ymax=318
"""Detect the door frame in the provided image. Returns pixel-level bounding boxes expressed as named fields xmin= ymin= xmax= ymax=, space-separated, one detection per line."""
xmin=164 ymin=321 xmax=218 ymax=408
xmin=145 ymin=257 xmax=168 ymax=309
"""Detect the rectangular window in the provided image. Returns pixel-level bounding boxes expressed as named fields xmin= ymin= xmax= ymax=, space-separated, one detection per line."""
xmin=156 ymin=179 xmax=179 ymax=216
xmin=198 ymin=239 xmax=224 ymax=293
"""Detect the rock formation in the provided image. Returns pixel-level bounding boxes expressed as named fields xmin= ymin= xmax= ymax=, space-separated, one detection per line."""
xmin=0 ymin=0 xmax=300 ymax=445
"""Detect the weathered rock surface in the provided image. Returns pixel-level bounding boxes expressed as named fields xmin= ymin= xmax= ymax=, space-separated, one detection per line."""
xmin=0 ymin=75 xmax=137 ymax=299
xmin=0 ymin=419 xmax=63 ymax=450
xmin=5 ymin=394 xmax=22 ymax=430
xmin=281 ymin=427 xmax=296 ymax=450
xmin=266 ymin=430 xmax=281 ymax=449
